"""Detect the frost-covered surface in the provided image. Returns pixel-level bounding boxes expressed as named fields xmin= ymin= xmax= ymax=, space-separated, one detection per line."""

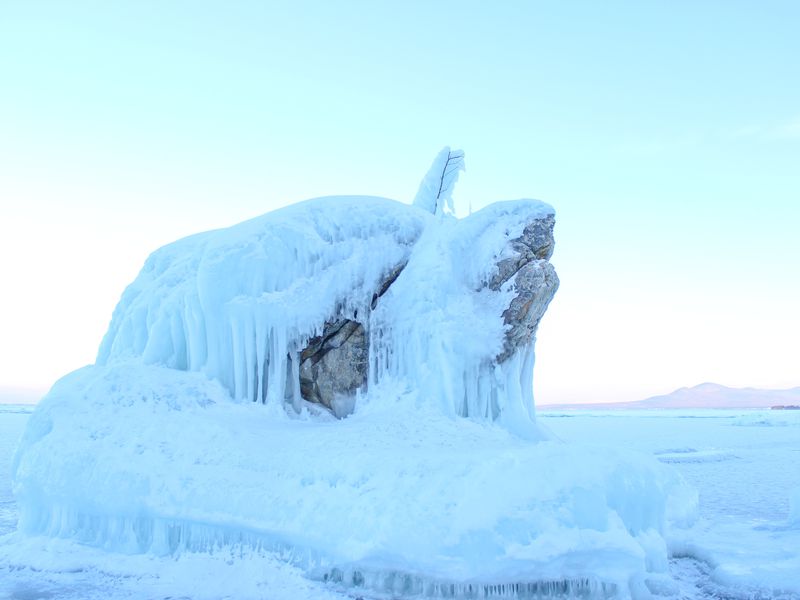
xmin=95 ymin=194 xmax=555 ymax=431
xmin=541 ymin=410 xmax=800 ymax=598
xmin=4 ymin=408 xmax=800 ymax=599
xmin=0 ymin=535 xmax=346 ymax=600
xmin=0 ymin=406 xmax=30 ymax=536
xmin=96 ymin=194 xmax=557 ymax=434
xmin=12 ymin=364 xmax=695 ymax=598
xmin=790 ymin=486 xmax=800 ymax=526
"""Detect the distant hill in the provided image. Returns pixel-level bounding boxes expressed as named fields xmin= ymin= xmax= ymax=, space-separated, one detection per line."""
xmin=0 ymin=386 xmax=45 ymax=405
xmin=540 ymin=383 xmax=800 ymax=410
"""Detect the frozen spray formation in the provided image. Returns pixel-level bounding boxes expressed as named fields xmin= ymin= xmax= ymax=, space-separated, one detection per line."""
xmin=12 ymin=149 xmax=697 ymax=599
xmin=96 ymin=147 xmax=558 ymax=429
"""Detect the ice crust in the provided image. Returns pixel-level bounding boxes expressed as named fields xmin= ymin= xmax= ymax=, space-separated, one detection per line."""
xmin=14 ymin=364 xmax=693 ymax=598
xmin=791 ymin=487 xmax=800 ymax=527
xmin=13 ymin=191 xmax=698 ymax=598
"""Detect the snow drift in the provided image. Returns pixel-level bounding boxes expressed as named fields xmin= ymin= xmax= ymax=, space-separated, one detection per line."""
xmin=12 ymin=149 xmax=696 ymax=598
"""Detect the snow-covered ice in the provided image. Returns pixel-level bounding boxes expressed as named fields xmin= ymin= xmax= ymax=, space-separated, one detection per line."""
xmin=541 ymin=409 xmax=800 ymax=599
xmin=2 ymin=407 xmax=799 ymax=598
xmin=10 ymin=362 xmax=694 ymax=598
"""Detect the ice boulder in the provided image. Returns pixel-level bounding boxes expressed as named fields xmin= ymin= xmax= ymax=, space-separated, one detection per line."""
xmin=12 ymin=149 xmax=696 ymax=599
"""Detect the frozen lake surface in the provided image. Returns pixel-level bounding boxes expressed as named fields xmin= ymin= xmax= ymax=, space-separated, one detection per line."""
xmin=0 ymin=406 xmax=30 ymax=538
xmin=1 ymin=405 xmax=798 ymax=599
xmin=541 ymin=409 xmax=800 ymax=523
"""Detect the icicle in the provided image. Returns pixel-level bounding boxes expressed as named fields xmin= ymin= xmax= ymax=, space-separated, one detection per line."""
xmin=255 ymin=314 xmax=267 ymax=404
xmin=230 ymin=316 xmax=244 ymax=401
xmin=289 ymin=350 xmax=302 ymax=412
xmin=243 ymin=314 xmax=256 ymax=402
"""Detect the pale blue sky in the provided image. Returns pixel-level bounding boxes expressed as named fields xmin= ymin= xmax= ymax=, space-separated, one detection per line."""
xmin=1 ymin=1 xmax=798 ymax=403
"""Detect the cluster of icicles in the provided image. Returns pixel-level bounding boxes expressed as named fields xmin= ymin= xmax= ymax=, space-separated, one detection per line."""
xmin=24 ymin=501 xmax=616 ymax=600
xmin=320 ymin=567 xmax=617 ymax=599
xmin=97 ymin=149 xmax=551 ymax=433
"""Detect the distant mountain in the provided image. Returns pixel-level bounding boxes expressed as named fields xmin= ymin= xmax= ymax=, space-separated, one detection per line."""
xmin=0 ymin=386 xmax=45 ymax=405
xmin=540 ymin=383 xmax=800 ymax=410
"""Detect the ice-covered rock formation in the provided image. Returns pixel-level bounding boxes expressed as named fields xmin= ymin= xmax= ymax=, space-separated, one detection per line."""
xmin=12 ymin=149 xmax=697 ymax=599
xmin=95 ymin=148 xmax=558 ymax=427
xmin=96 ymin=195 xmax=429 ymax=415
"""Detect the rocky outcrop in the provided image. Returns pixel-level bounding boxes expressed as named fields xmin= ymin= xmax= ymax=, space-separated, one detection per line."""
xmin=488 ymin=214 xmax=559 ymax=362
xmin=299 ymin=264 xmax=405 ymax=412
xmin=299 ymin=318 xmax=368 ymax=413
xmin=496 ymin=261 xmax=559 ymax=362
xmin=299 ymin=214 xmax=558 ymax=415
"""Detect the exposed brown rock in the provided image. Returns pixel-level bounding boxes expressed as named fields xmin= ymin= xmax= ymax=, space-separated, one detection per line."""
xmin=299 ymin=264 xmax=406 ymax=413
xmin=299 ymin=318 xmax=367 ymax=412
xmin=487 ymin=214 xmax=559 ymax=363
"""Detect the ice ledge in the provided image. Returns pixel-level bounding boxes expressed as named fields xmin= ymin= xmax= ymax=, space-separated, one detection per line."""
xmin=13 ymin=364 xmax=696 ymax=599
xmin=17 ymin=501 xmax=628 ymax=598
